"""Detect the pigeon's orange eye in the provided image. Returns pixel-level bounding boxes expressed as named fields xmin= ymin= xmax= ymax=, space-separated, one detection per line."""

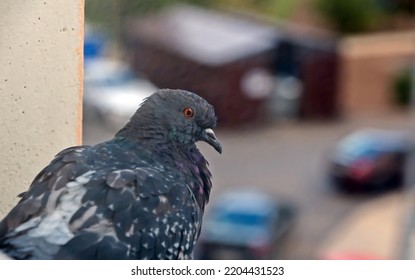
xmin=183 ymin=107 xmax=194 ymax=119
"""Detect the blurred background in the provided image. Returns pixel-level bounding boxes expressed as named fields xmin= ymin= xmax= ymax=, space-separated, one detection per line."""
xmin=82 ymin=0 xmax=415 ymax=259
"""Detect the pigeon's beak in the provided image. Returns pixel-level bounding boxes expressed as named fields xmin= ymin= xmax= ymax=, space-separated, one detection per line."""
xmin=202 ymin=128 xmax=222 ymax=154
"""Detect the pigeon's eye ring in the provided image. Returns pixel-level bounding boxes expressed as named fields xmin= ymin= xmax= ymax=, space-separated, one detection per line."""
xmin=183 ymin=107 xmax=194 ymax=119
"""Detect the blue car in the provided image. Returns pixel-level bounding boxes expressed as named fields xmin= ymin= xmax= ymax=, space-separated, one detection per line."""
xmin=195 ymin=188 xmax=295 ymax=259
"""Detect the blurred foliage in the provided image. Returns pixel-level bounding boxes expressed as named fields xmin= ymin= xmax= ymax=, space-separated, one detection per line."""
xmin=85 ymin=0 xmax=298 ymax=29
xmin=85 ymin=0 xmax=210 ymax=36
xmin=393 ymin=68 xmax=413 ymax=107
xmin=389 ymin=0 xmax=415 ymax=15
xmin=84 ymin=0 xmax=300 ymax=54
xmin=315 ymin=0 xmax=415 ymax=34
xmin=85 ymin=0 xmax=413 ymax=36
xmin=85 ymin=0 xmax=210 ymax=22
xmin=315 ymin=0 xmax=383 ymax=34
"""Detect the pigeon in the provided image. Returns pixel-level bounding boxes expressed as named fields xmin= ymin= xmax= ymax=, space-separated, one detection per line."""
xmin=0 ymin=89 xmax=221 ymax=260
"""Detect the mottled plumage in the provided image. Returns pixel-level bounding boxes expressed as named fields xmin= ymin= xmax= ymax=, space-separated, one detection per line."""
xmin=0 ymin=89 xmax=221 ymax=259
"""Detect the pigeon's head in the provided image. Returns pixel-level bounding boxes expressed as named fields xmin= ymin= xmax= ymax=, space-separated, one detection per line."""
xmin=118 ymin=89 xmax=222 ymax=154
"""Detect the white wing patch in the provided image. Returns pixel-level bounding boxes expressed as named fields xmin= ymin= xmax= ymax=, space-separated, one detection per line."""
xmin=15 ymin=171 xmax=95 ymax=245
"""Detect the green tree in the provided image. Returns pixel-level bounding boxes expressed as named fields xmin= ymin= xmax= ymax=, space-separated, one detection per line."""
xmin=393 ymin=69 xmax=413 ymax=107
xmin=315 ymin=0 xmax=383 ymax=34
xmin=86 ymin=0 xmax=211 ymax=24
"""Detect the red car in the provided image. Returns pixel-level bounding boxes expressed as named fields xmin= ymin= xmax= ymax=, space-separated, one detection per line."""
xmin=328 ymin=129 xmax=412 ymax=193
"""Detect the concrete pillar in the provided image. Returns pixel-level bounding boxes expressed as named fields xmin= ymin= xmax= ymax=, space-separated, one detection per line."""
xmin=0 ymin=0 xmax=84 ymax=217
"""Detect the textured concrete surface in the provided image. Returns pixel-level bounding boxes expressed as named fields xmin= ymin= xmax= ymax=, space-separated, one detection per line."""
xmin=0 ymin=0 xmax=84 ymax=218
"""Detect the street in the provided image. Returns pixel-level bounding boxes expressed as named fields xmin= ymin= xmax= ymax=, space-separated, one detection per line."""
xmin=83 ymin=112 xmax=412 ymax=259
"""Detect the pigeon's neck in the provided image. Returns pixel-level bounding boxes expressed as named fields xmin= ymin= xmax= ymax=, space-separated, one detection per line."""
xmin=116 ymin=123 xmax=212 ymax=210
xmin=116 ymin=120 xmax=169 ymax=147
xmin=138 ymin=137 xmax=212 ymax=211
xmin=179 ymin=146 xmax=212 ymax=211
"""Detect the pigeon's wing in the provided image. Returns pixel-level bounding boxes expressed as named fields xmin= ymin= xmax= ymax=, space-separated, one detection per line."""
xmin=55 ymin=166 xmax=201 ymax=260
xmin=1 ymin=143 xmax=201 ymax=260
xmin=0 ymin=146 xmax=92 ymax=259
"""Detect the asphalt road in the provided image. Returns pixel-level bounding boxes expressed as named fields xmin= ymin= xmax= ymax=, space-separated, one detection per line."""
xmin=83 ymin=112 xmax=412 ymax=259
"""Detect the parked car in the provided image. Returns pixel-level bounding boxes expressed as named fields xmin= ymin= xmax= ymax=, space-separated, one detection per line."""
xmin=328 ymin=128 xmax=413 ymax=193
xmin=195 ymin=188 xmax=296 ymax=259
xmin=83 ymin=58 xmax=158 ymax=128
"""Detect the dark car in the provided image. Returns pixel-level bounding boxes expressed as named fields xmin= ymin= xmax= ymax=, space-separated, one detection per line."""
xmin=195 ymin=188 xmax=295 ymax=260
xmin=328 ymin=128 xmax=412 ymax=193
